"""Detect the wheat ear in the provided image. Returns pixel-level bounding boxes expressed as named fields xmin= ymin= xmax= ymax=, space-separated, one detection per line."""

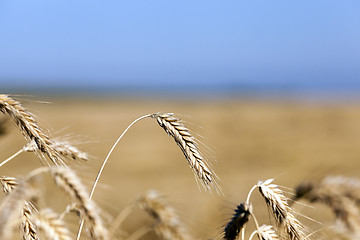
xmin=22 ymin=202 xmax=39 ymax=240
xmin=24 ymin=139 xmax=88 ymax=161
xmin=150 ymin=113 xmax=220 ymax=193
xmin=294 ymin=179 xmax=360 ymax=233
xmin=32 ymin=208 xmax=72 ymax=240
xmin=0 ymin=176 xmax=39 ymax=240
xmin=138 ymin=189 xmax=190 ymax=240
xmin=258 ymin=179 xmax=306 ymax=240
xmin=0 ymin=178 xmax=38 ymax=240
xmin=0 ymin=95 xmax=64 ymax=166
xmin=51 ymin=167 xmax=108 ymax=240
xmin=322 ymin=176 xmax=360 ymax=204
xmin=223 ymin=202 xmax=252 ymax=240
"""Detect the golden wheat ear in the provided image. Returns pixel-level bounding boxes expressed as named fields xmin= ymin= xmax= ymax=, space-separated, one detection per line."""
xmin=258 ymin=179 xmax=306 ymax=240
xmin=51 ymin=167 xmax=108 ymax=240
xmin=150 ymin=113 xmax=220 ymax=193
xmin=223 ymin=202 xmax=252 ymax=240
xmin=138 ymin=189 xmax=191 ymax=240
xmin=32 ymin=208 xmax=72 ymax=240
xmin=0 ymin=177 xmax=38 ymax=240
xmin=294 ymin=177 xmax=360 ymax=233
xmin=0 ymin=95 xmax=65 ymax=166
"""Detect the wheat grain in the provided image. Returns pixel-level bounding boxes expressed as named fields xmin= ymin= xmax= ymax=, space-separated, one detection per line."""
xmin=0 ymin=176 xmax=18 ymax=194
xmin=150 ymin=113 xmax=219 ymax=193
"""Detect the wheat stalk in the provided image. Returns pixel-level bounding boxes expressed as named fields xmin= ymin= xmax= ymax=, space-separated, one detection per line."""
xmin=0 ymin=95 xmax=65 ymax=166
xmin=138 ymin=189 xmax=190 ymax=240
xmin=32 ymin=208 xmax=72 ymax=240
xmin=51 ymin=167 xmax=108 ymax=240
xmin=223 ymin=202 xmax=252 ymax=240
xmin=150 ymin=113 xmax=220 ymax=193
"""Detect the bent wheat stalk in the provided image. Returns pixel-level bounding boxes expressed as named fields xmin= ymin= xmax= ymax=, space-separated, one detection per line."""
xmin=76 ymin=114 xmax=151 ymax=240
xmin=78 ymin=112 xmax=220 ymax=239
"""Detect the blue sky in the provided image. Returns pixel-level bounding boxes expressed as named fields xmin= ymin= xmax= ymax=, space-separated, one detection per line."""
xmin=0 ymin=1 xmax=359 ymax=91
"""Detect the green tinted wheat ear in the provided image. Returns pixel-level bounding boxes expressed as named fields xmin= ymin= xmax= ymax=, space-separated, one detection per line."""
xmin=0 ymin=95 xmax=65 ymax=166
xmin=151 ymin=113 xmax=219 ymax=193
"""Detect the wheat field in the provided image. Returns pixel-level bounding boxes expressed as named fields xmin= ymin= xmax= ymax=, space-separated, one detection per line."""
xmin=1 ymin=95 xmax=360 ymax=239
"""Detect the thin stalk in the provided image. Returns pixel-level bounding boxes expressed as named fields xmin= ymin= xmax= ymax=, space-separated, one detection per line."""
xmin=76 ymin=114 xmax=151 ymax=240
xmin=0 ymin=148 xmax=24 ymax=168
xmin=248 ymin=231 xmax=257 ymax=240
xmin=125 ymin=226 xmax=151 ymax=240
xmin=241 ymin=184 xmax=258 ymax=240
xmin=246 ymin=185 xmax=258 ymax=205
xmin=108 ymin=204 xmax=134 ymax=239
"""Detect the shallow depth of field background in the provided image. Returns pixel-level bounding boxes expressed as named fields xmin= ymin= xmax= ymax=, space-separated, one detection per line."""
xmin=2 ymin=97 xmax=360 ymax=239
xmin=1 ymin=1 xmax=360 ymax=239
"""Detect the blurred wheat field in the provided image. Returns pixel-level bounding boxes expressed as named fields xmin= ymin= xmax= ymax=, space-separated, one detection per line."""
xmin=1 ymin=96 xmax=360 ymax=239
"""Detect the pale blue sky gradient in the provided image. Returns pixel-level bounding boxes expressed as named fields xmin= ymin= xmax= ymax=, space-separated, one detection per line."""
xmin=0 ymin=1 xmax=359 ymax=92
